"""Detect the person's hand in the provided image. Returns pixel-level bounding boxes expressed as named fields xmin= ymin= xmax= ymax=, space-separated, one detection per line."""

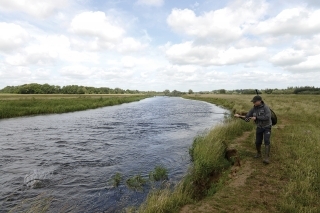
xmin=250 ymin=117 xmax=257 ymax=121
xmin=234 ymin=113 xmax=240 ymax=118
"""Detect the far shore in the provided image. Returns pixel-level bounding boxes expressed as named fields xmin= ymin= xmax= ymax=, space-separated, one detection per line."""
xmin=0 ymin=94 xmax=150 ymax=119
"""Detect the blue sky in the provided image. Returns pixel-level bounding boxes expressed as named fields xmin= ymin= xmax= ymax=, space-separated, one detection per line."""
xmin=1 ymin=0 xmax=320 ymax=92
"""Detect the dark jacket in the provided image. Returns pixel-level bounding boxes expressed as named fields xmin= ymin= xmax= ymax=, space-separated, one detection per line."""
xmin=246 ymin=101 xmax=272 ymax=128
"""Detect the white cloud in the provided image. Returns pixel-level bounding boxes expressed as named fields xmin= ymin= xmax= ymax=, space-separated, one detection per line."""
xmin=167 ymin=8 xmax=240 ymax=42
xmin=286 ymin=54 xmax=320 ymax=72
xmin=70 ymin=11 xmax=125 ymax=42
xmin=167 ymin=0 xmax=267 ymax=42
xmin=121 ymin=56 xmax=137 ymax=68
xmin=2 ymin=0 xmax=320 ymax=90
xmin=0 ymin=22 xmax=29 ymax=52
xmin=166 ymin=41 xmax=266 ymax=66
xmin=59 ymin=65 xmax=95 ymax=79
xmin=294 ymin=34 xmax=320 ymax=55
xmin=5 ymin=53 xmax=56 ymax=66
xmin=0 ymin=0 xmax=68 ymax=18
xmin=305 ymin=0 xmax=320 ymax=7
xmin=270 ymin=48 xmax=306 ymax=66
xmin=70 ymin=11 xmax=147 ymax=53
xmin=136 ymin=0 xmax=164 ymax=7
xmin=0 ymin=62 xmax=32 ymax=80
xmin=165 ymin=1 xmax=270 ymax=68
xmin=4 ymin=34 xmax=99 ymax=66
xmin=252 ymin=8 xmax=320 ymax=36
xmin=117 ymin=37 xmax=147 ymax=53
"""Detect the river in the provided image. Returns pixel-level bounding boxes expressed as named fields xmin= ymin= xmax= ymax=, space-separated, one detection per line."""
xmin=0 ymin=96 xmax=228 ymax=212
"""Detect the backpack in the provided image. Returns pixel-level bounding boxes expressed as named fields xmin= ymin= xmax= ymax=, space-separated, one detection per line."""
xmin=270 ymin=108 xmax=277 ymax=126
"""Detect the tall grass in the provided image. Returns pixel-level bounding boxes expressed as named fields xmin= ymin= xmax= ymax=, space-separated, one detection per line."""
xmin=140 ymin=94 xmax=320 ymax=212
xmin=139 ymin=117 xmax=253 ymax=212
xmin=0 ymin=95 xmax=148 ymax=119
xmin=269 ymin=95 xmax=320 ymax=213
xmin=186 ymin=94 xmax=320 ymax=213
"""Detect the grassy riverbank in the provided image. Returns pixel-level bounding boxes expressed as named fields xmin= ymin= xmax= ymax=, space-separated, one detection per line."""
xmin=139 ymin=94 xmax=320 ymax=212
xmin=0 ymin=94 xmax=149 ymax=119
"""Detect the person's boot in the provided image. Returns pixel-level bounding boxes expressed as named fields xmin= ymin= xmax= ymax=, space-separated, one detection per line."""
xmin=254 ymin=144 xmax=261 ymax=158
xmin=263 ymin=145 xmax=270 ymax=164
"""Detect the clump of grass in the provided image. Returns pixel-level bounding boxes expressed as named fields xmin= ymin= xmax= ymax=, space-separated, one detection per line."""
xmin=111 ymin=172 xmax=122 ymax=188
xmin=149 ymin=166 xmax=168 ymax=181
xmin=189 ymin=136 xmax=203 ymax=162
xmin=138 ymin=181 xmax=193 ymax=213
xmin=126 ymin=174 xmax=147 ymax=191
xmin=9 ymin=193 xmax=53 ymax=213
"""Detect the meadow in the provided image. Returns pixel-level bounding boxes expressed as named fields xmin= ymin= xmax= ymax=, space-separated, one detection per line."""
xmin=0 ymin=94 xmax=149 ymax=119
xmin=138 ymin=94 xmax=320 ymax=213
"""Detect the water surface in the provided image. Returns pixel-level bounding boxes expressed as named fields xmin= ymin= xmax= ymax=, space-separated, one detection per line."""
xmin=0 ymin=96 xmax=228 ymax=212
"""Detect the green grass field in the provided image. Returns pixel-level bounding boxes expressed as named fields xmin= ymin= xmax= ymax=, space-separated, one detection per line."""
xmin=0 ymin=94 xmax=149 ymax=119
xmin=138 ymin=94 xmax=320 ymax=213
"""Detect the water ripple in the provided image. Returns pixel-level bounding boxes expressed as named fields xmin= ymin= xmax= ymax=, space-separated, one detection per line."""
xmin=0 ymin=97 xmax=227 ymax=212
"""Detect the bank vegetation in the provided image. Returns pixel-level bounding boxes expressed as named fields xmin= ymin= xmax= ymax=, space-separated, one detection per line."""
xmin=138 ymin=94 xmax=320 ymax=213
xmin=0 ymin=94 xmax=149 ymax=119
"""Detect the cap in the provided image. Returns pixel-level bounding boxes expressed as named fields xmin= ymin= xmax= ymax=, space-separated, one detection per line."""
xmin=251 ymin=95 xmax=262 ymax=102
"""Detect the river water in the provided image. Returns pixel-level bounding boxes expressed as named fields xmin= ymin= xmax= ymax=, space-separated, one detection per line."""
xmin=0 ymin=97 xmax=228 ymax=212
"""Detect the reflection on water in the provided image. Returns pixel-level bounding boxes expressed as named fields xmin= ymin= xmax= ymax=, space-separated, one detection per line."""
xmin=0 ymin=96 xmax=228 ymax=212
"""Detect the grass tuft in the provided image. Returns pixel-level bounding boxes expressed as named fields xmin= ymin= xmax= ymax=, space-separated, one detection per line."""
xmin=149 ymin=166 xmax=168 ymax=182
xmin=111 ymin=172 xmax=122 ymax=188
xmin=126 ymin=174 xmax=147 ymax=191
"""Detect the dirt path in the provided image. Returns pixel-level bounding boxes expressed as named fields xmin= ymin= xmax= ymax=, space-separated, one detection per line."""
xmin=180 ymin=129 xmax=286 ymax=213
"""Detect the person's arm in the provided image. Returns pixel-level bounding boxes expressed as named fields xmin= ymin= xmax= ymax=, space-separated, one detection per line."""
xmin=234 ymin=108 xmax=254 ymax=122
xmin=245 ymin=108 xmax=254 ymax=118
xmin=256 ymin=106 xmax=271 ymax=121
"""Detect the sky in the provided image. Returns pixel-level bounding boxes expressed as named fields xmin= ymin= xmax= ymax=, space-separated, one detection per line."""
xmin=1 ymin=0 xmax=320 ymax=92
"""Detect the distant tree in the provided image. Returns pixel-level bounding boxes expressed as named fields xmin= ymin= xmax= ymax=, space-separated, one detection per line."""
xmin=219 ymin=89 xmax=226 ymax=94
xmin=163 ymin=89 xmax=170 ymax=96
xmin=114 ymin=87 xmax=124 ymax=94
xmin=293 ymin=86 xmax=320 ymax=94
xmin=188 ymin=89 xmax=194 ymax=94
xmin=0 ymin=83 xmax=142 ymax=95
xmin=264 ymin=89 xmax=273 ymax=94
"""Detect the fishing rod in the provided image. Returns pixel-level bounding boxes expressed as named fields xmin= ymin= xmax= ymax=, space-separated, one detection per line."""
xmin=168 ymin=112 xmax=230 ymax=115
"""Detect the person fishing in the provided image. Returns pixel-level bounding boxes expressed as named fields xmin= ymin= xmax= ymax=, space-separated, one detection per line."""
xmin=234 ymin=95 xmax=272 ymax=164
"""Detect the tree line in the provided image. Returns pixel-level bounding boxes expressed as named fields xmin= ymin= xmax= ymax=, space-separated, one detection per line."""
xmin=207 ymin=86 xmax=320 ymax=95
xmin=1 ymin=84 xmax=319 ymax=95
xmin=0 ymin=83 xmax=140 ymax=94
